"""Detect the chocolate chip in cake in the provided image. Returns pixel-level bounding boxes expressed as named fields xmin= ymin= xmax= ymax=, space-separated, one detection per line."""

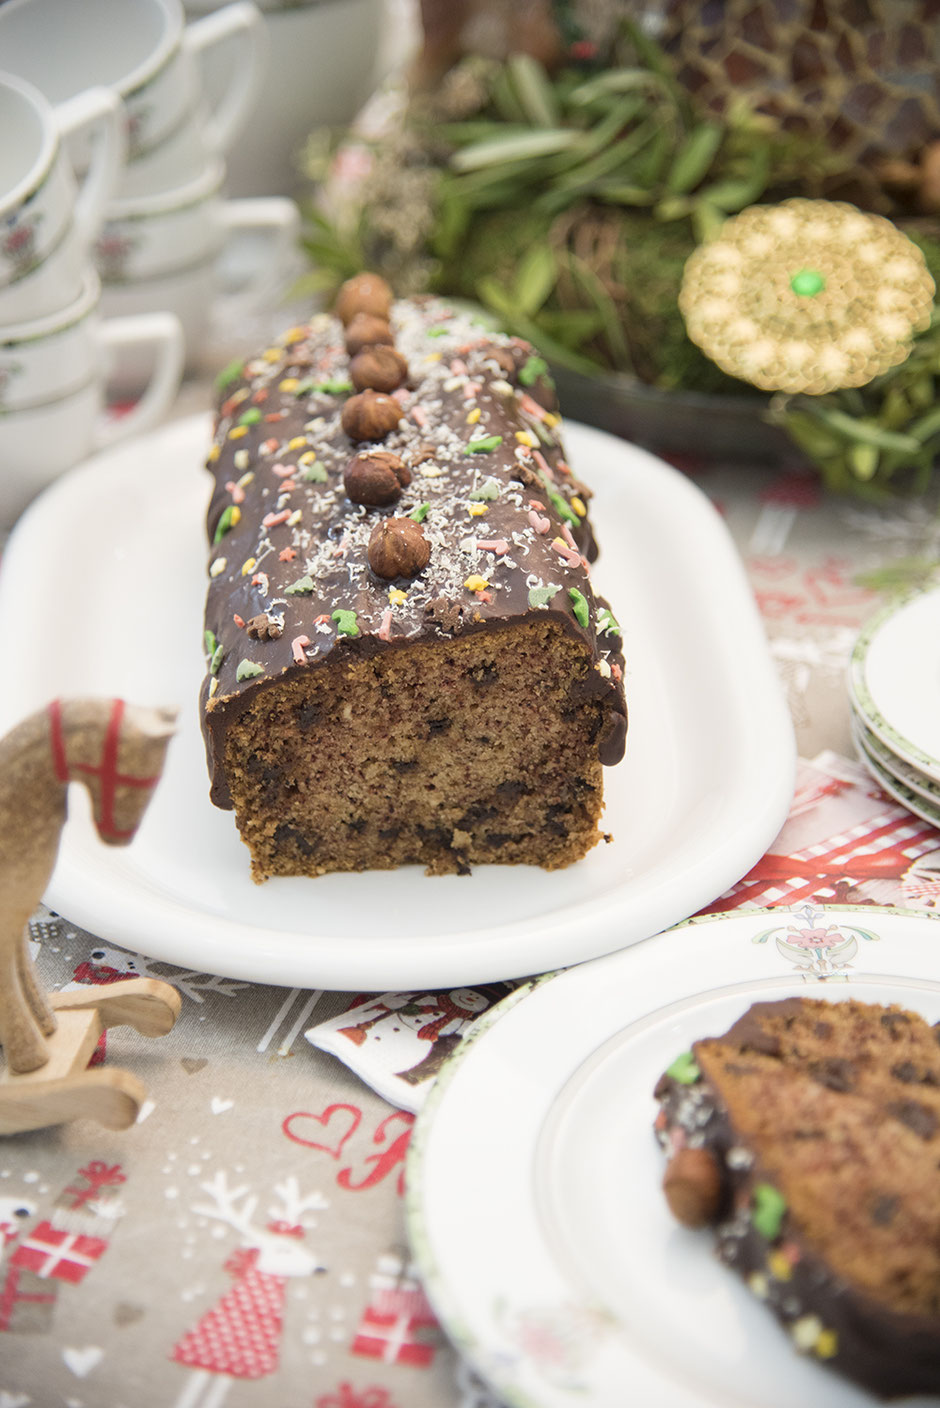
xmin=892 ymin=1062 xmax=939 ymax=1086
xmin=888 ymin=1100 xmax=939 ymax=1139
xmin=871 ymin=1194 xmax=900 ymax=1226
xmin=810 ymin=1057 xmax=856 ymax=1092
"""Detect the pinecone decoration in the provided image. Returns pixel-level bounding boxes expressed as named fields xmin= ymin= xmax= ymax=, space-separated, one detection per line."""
xmin=631 ymin=0 xmax=940 ymax=211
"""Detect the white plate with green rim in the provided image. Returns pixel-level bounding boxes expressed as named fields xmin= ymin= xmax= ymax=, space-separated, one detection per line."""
xmin=848 ymin=588 xmax=940 ymax=785
xmin=849 ymin=707 xmax=940 ymax=810
xmin=852 ymin=722 xmax=940 ymax=834
xmin=406 ymin=904 xmax=940 ymax=1408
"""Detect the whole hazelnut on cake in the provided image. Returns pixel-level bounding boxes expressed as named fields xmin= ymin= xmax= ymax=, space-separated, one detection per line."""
xmin=334 ymin=272 xmax=393 ymax=326
xmin=341 ymin=389 xmax=402 ymax=442
xmin=368 ymin=517 xmax=430 ymax=579
xmin=344 ymin=450 xmax=411 ymax=506
xmin=350 ymin=344 xmax=409 ymax=393
xmin=344 ymin=312 xmax=394 ymax=356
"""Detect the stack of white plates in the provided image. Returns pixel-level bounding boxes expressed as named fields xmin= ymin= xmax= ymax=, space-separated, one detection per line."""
xmin=848 ymin=584 xmax=940 ymax=828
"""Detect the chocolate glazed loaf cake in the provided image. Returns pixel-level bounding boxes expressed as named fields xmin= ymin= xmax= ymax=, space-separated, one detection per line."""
xmin=654 ymin=997 xmax=940 ymax=1399
xmin=200 ymin=274 xmax=627 ymax=880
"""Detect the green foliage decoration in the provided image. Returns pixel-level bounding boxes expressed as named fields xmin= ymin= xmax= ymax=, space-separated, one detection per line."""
xmin=299 ymin=26 xmax=940 ymax=495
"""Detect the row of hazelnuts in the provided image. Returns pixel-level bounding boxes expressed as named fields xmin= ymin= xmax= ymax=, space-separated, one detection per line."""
xmin=334 ymin=273 xmax=429 ymax=583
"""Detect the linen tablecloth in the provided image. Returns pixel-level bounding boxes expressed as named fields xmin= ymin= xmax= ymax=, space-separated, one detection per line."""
xmin=2 ymin=398 xmax=940 ymax=1408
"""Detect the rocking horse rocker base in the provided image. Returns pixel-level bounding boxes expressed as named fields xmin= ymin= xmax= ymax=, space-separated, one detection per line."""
xmin=0 ymin=697 xmax=180 ymax=1135
xmin=0 ymin=978 xmax=182 ymax=1135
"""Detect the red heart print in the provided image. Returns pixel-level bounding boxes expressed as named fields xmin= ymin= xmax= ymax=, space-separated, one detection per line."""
xmin=283 ymin=1104 xmax=362 ymax=1159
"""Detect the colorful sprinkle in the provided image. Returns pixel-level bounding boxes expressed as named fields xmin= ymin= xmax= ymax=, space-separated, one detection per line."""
xmin=240 ymin=557 xmax=256 ymax=576
xmin=528 ymin=584 xmax=559 ymax=608
xmin=464 ymin=574 xmax=490 ymax=592
xmin=291 ymin=635 xmax=311 ymax=664
xmin=466 ymin=407 xmax=481 ymax=424
xmin=464 ymin=435 xmax=504 ymax=454
xmin=262 ymin=510 xmax=290 ymax=528
xmin=752 ymin=1184 xmax=787 ymax=1241
xmin=228 ymin=425 xmax=248 ymax=440
xmin=571 ymin=496 xmax=587 ymax=517
xmin=332 ymin=609 xmax=359 ymax=636
xmin=238 ymin=407 xmax=262 ymax=426
xmin=388 ymin=588 xmax=407 ymax=605
xmin=262 ymin=347 xmax=281 ymax=363
xmin=410 ymin=503 xmax=430 ymax=523
xmin=515 ymin=430 xmax=538 ymax=448
xmin=314 ymin=378 xmax=354 ymax=395
xmin=469 ymin=477 xmax=501 ymax=501
xmin=791 ymin=1315 xmax=824 ymax=1353
xmin=568 ymin=588 xmax=589 ymax=627
xmin=285 ymin=575 xmax=315 ymax=594
xmin=287 ymin=436 xmax=307 ymax=451
xmin=815 ymin=1330 xmax=839 ymax=1359
xmin=665 ymin=1051 xmax=701 ymax=1084
xmin=209 ymin=644 xmax=224 ymax=676
xmin=476 ymin=538 xmax=510 ymax=555
xmin=278 ymin=377 xmax=299 ymax=393
xmin=287 ymin=509 xmax=302 ymax=527
xmin=551 ymin=536 xmax=581 ymax=567
xmin=767 ymin=1250 xmax=793 ymax=1282
xmin=427 ymin=326 xmax=449 ymax=338
xmin=207 ymin=444 xmax=221 ymax=463
xmin=528 ymin=510 xmax=550 ymax=534
xmin=215 ymin=358 xmax=244 ymax=390
xmin=300 ymin=460 xmax=328 ymax=483
xmin=236 ymin=659 xmax=264 ymax=681
xmin=468 ymin=503 xmax=489 ymax=517
xmin=518 ymin=354 xmax=549 ymax=386
xmin=597 ymin=607 xmax=620 ymax=636
xmin=279 ymin=547 xmax=297 ymax=561
xmin=209 ymin=557 xmax=227 ymax=577
xmin=213 ymin=505 xmax=240 ymax=543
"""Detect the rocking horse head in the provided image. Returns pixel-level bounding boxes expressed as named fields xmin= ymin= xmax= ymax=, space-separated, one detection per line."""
xmin=47 ymin=698 xmax=176 ymax=844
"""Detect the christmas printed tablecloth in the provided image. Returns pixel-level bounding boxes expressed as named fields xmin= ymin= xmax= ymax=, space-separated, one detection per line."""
xmin=2 ymin=442 xmax=940 ymax=1408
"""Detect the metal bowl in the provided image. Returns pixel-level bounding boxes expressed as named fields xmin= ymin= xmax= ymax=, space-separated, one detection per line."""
xmin=550 ymin=362 xmax=796 ymax=463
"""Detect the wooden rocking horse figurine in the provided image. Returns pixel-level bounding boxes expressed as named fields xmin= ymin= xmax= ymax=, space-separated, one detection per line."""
xmin=0 ymin=698 xmax=182 ymax=1135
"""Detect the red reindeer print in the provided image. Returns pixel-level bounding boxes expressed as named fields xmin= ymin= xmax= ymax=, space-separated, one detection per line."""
xmin=170 ymin=1171 xmax=327 ymax=1408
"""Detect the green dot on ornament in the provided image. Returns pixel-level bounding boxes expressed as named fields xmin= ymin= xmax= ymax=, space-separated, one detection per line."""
xmin=790 ymin=268 xmax=826 ymax=297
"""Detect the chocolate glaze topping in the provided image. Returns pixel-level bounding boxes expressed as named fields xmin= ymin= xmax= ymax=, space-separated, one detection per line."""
xmin=200 ymin=296 xmax=627 ymax=808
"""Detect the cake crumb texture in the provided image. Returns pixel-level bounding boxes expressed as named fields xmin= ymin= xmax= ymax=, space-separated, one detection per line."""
xmin=224 ymin=619 xmax=607 ymax=879
xmin=655 ymin=996 xmax=940 ymax=1399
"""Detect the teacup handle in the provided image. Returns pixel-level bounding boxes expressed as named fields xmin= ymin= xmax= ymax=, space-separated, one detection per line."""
xmin=216 ymin=197 xmax=300 ymax=321
xmin=94 ymin=313 xmax=185 ymax=449
xmin=184 ymin=0 xmax=267 ymax=156
xmin=54 ymin=86 xmax=127 ymax=250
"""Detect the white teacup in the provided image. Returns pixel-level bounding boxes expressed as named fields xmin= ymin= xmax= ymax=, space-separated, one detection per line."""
xmin=0 ymin=0 xmax=264 ymax=166
xmin=195 ymin=0 xmax=386 ymax=197
xmin=96 ymin=159 xmax=256 ymax=281
xmin=99 ymin=194 xmax=300 ymax=388
xmin=0 ymin=275 xmax=184 ymax=524
xmin=0 ymin=74 xmax=125 ymax=321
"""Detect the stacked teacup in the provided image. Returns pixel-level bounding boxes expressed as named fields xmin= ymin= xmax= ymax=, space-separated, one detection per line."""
xmin=0 ymin=0 xmax=300 ymax=398
xmin=0 ymin=71 xmax=184 ymax=526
